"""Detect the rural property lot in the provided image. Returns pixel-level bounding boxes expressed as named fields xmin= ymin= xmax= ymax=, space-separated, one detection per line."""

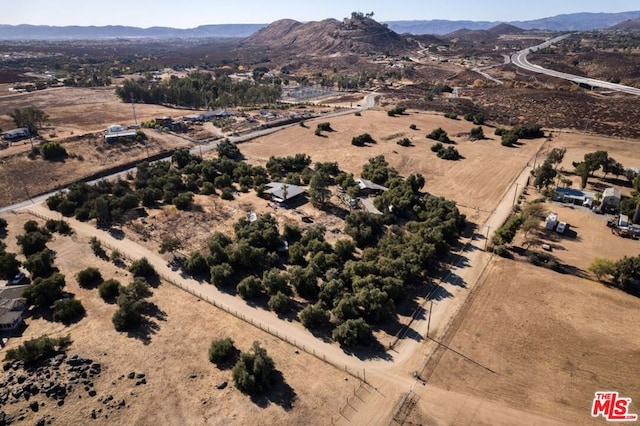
xmin=240 ymin=109 xmax=544 ymax=221
xmin=421 ymin=257 xmax=640 ymax=425
xmin=0 ymin=211 xmax=356 ymax=426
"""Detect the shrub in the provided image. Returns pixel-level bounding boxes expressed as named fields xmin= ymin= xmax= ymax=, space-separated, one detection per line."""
xmin=354 ymin=111 xmax=361 ymax=117
xmin=437 ymin=146 xmax=460 ymax=160
xmin=208 ymin=337 xmax=237 ymax=365
xmin=396 ymin=138 xmax=412 ymax=147
xmin=232 ymin=342 xmax=275 ymax=394
xmin=129 ymin=257 xmax=157 ymax=280
xmin=237 ymin=275 xmax=262 ymax=299
xmin=221 ymin=188 xmax=235 ymax=200
xmin=4 ymin=335 xmax=71 ymax=363
xmin=409 ymin=124 xmax=417 ymax=130
xmin=444 ymin=112 xmax=458 ymax=119
xmin=351 ymin=133 xmax=374 ymax=146
xmin=268 ymin=291 xmax=292 ymax=315
xmin=316 ymin=122 xmax=332 ymax=132
xmin=173 ymin=192 xmax=194 ymax=210
xmin=76 ymin=267 xmax=103 ymax=288
xmin=40 ymin=141 xmax=68 ymax=160
xmin=430 ymin=142 xmax=444 ymax=153
xmin=332 ymin=318 xmax=372 ymax=348
xmin=426 ymin=127 xmax=451 ymax=143
xmin=469 ymin=126 xmax=485 ymax=140
xmin=501 ymin=132 xmax=519 ymax=147
xmin=53 ymin=299 xmax=85 ymax=323
xmin=493 ymin=245 xmax=513 ymax=259
xmin=299 ymin=303 xmax=330 ymax=330
xmin=387 ymin=106 xmax=406 ymax=116
xmin=99 ymin=279 xmax=122 ymax=300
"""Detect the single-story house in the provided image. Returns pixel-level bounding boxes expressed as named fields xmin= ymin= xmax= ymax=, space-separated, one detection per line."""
xmin=2 ymin=128 xmax=30 ymax=142
xmin=263 ymin=182 xmax=307 ymax=207
xmin=104 ymin=124 xmax=137 ymax=142
xmin=602 ymin=187 xmax=621 ymax=211
xmin=553 ymin=188 xmax=595 ymax=206
xmin=356 ymin=179 xmax=388 ymax=196
xmin=182 ymin=110 xmax=231 ymax=123
xmin=0 ymin=285 xmax=28 ymax=332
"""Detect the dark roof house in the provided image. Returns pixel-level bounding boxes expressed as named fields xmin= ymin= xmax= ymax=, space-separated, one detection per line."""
xmin=263 ymin=182 xmax=307 ymax=206
xmin=2 ymin=128 xmax=30 ymax=142
xmin=0 ymin=285 xmax=28 ymax=332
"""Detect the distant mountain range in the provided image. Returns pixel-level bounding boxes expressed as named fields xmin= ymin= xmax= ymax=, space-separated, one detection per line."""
xmin=1 ymin=11 xmax=639 ymax=40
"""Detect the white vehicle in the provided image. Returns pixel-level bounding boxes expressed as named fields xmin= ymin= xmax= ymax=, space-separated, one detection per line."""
xmin=556 ymin=222 xmax=567 ymax=234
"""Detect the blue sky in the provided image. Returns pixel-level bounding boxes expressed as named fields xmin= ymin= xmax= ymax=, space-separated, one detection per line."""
xmin=4 ymin=0 xmax=639 ymax=27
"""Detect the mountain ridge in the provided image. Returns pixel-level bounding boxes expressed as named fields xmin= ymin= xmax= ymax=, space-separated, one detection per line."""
xmin=1 ymin=11 xmax=639 ymax=40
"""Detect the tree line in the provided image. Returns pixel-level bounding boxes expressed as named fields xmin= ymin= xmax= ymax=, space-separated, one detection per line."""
xmin=115 ymin=72 xmax=282 ymax=109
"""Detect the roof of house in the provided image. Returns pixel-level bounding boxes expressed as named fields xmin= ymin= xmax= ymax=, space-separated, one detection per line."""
xmin=555 ymin=187 xmax=595 ymax=199
xmin=356 ymin=179 xmax=387 ymax=192
xmin=264 ymin=183 xmax=306 ymax=202
xmin=3 ymin=128 xmax=29 ymax=138
xmin=0 ymin=311 xmax=23 ymax=326
xmin=603 ymin=187 xmax=621 ymax=199
xmin=0 ymin=285 xmax=28 ymax=301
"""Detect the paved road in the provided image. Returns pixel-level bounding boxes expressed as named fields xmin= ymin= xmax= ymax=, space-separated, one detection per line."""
xmin=511 ymin=34 xmax=640 ymax=96
xmin=0 ymin=93 xmax=378 ymax=216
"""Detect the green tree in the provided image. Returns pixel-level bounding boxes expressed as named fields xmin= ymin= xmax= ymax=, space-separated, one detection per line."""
xmin=237 ymin=275 xmax=262 ymax=299
xmin=23 ymin=272 xmax=66 ymax=308
xmin=469 ymin=126 xmax=485 ymax=140
xmin=268 ymin=291 xmax=292 ymax=315
xmin=16 ymin=231 xmax=50 ymax=256
xmin=232 ymin=342 xmax=275 ymax=394
xmin=299 ymin=303 xmax=330 ymax=330
xmin=129 ymin=257 xmax=157 ymax=280
xmin=99 ymin=279 xmax=122 ymax=300
xmin=208 ymin=337 xmax=237 ymax=365
xmin=40 ymin=142 xmax=68 ymax=160
xmin=4 ymin=335 xmax=71 ymax=364
xmin=547 ymin=147 xmax=566 ymax=170
xmin=533 ymin=160 xmax=557 ymax=189
xmin=217 ymin=139 xmax=242 ymax=159
xmin=588 ymin=258 xmax=616 ymax=282
xmin=0 ymin=252 xmax=21 ymax=279
xmin=53 ymin=299 xmax=85 ymax=323
xmin=23 ymin=250 xmax=55 ymax=278
xmin=8 ymin=107 xmax=49 ymax=135
xmin=210 ymin=263 xmax=234 ymax=287
xmin=76 ymin=267 xmax=103 ymax=288
xmin=332 ymin=318 xmax=372 ymax=348
xmin=309 ymin=170 xmax=331 ymax=208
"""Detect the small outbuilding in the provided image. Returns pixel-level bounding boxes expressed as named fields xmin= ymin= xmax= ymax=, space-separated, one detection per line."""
xmin=356 ymin=179 xmax=388 ymax=196
xmin=2 ymin=128 xmax=30 ymax=142
xmin=602 ymin=187 xmax=621 ymax=212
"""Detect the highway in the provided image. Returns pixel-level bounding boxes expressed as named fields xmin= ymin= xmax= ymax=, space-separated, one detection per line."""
xmin=511 ymin=34 xmax=640 ymax=96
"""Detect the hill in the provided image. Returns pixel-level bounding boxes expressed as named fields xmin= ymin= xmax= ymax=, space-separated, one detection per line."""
xmin=242 ymin=16 xmax=414 ymax=55
xmin=0 ymin=23 xmax=266 ymax=40
xmin=386 ymin=10 xmax=640 ymax=34
xmin=444 ymin=23 xmax=525 ymax=43
xmin=609 ymin=18 xmax=640 ymax=31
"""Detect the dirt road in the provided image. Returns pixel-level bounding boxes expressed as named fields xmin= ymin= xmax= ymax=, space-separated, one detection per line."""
xmin=20 ymin=141 xmax=547 ymax=424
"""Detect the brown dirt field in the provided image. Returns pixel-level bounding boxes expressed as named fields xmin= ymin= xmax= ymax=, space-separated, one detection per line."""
xmin=0 ymin=132 xmax=192 ymax=208
xmin=421 ymin=257 xmax=640 ymax=425
xmin=0 ymin=87 xmax=202 ymax=135
xmin=239 ymin=109 xmax=544 ymax=220
xmin=0 ymin=211 xmax=354 ymax=425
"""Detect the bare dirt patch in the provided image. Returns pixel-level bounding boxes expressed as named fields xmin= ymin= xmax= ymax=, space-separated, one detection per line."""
xmin=0 ymin=211 xmax=354 ymax=425
xmin=421 ymin=257 xmax=640 ymax=425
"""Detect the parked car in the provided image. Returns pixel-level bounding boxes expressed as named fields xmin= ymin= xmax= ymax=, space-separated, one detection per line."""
xmin=9 ymin=272 xmax=25 ymax=285
xmin=556 ymin=222 xmax=567 ymax=234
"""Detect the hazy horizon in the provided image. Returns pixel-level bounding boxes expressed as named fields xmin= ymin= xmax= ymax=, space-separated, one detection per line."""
xmin=2 ymin=1 xmax=640 ymax=28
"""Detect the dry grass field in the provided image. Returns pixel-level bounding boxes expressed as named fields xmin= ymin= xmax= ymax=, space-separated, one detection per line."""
xmin=420 ymin=257 xmax=640 ymax=425
xmin=0 ymin=211 xmax=355 ymax=425
xmin=240 ymin=109 xmax=544 ymax=223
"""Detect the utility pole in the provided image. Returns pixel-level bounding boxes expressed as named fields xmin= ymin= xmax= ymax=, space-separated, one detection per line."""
xmin=513 ymin=182 xmax=519 ymax=207
xmin=131 ymin=95 xmax=137 ymax=126
xmin=485 ymin=226 xmax=491 ymax=250
xmin=426 ymin=300 xmax=433 ymax=339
